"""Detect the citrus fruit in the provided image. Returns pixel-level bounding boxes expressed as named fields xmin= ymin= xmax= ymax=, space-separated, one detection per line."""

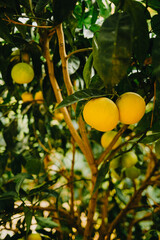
xmin=83 ymin=97 xmax=119 ymax=132
xmin=116 ymin=92 xmax=146 ymax=124
xmin=35 ymin=91 xmax=44 ymax=104
xmin=27 ymin=233 xmax=42 ymax=240
xmin=101 ymin=131 xmax=122 ymax=150
xmin=110 ymin=156 xmax=121 ymax=169
xmin=125 ymin=166 xmax=140 ymax=180
xmin=121 ymin=151 xmax=138 ymax=168
xmin=21 ymin=92 xmax=33 ymax=103
xmin=155 ymin=139 xmax=160 ymax=158
xmin=11 ymin=62 xmax=34 ymax=84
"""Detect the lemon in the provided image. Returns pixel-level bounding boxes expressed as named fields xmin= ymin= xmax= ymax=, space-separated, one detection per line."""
xmin=11 ymin=62 xmax=34 ymax=84
xmin=101 ymin=131 xmax=122 ymax=150
xmin=110 ymin=156 xmax=121 ymax=169
xmin=121 ymin=151 xmax=138 ymax=168
xmin=27 ymin=233 xmax=42 ymax=240
xmin=83 ymin=97 xmax=119 ymax=132
xmin=125 ymin=166 xmax=140 ymax=180
xmin=35 ymin=91 xmax=44 ymax=104
xmin=21 ymin=92 xmax=33 ymax=103
xmin=116 ymin=92 xmax=146 ymax=124
xmin=155 ymin=139 xmax=160 ymax=158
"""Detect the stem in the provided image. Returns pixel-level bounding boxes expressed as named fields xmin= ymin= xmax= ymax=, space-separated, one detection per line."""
xmin=67 ymin=47 xmax=93 ymax=59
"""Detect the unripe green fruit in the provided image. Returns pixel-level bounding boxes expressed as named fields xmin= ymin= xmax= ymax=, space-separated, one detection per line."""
xmin=27 ymin=233 xmax=42 ymax=240
xmin=101 ymin=131 xmax=122 ymax=150
xmin=125 ymin=166 xmax=140 ymax=180
xmin=155 ymin=139 xmax=160 ymax=158
xmin=110 ymin=157 xmax=121 ymax=169
xmin=121 ymin=151 xmax=138 ymax=168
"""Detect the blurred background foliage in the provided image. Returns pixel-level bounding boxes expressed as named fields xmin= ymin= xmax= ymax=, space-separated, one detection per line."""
xmin=0 ymin=0 xmax=160 ymax=239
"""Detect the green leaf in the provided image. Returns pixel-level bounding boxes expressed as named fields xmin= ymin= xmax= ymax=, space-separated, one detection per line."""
xmin=0 ymin=191 xmax=18 ymax=200
xmin=142 ymin=0 xmax=160 ymax=9
xmin=93 ymin=161 xmax=110 ymax=194
xmin=35 ymin=0 xmax=50 ymax=14
xmin=13 ymin=173 xmax=33 ymax=194
xmin=152 ymin=37 xmax=160 ymax=78
xmin=83 ymin=52 xmax=93 ymax=88
xmin=68 ymin=55 xmax=80 ymax=75
xmin=24 ymin=207 xmax=32 ymax=234
xmin=93 ymin=12 xmax=133 ymax=88
xmin=56 ymin=89 xmax=106 ymax=109
xmin=96 ymin=0 xmax=111 ymax=18
xmin=145 ymin=230 xmax=159 ymax=240
xmin=75 ymin=100 xmax=86 ymax=119
xmin=151 ymin=14 xmax=160 ymax=36
xmin=0 ymin=19 xmax=13 ymax=43
xmin=116 ymin=187 xmax=127 ymax=204
xmin=35 ymin=216 xmax=59 ymax=228
xmin=124 ymin=0 xmax=149 ymax=65
xmin=140 ymin=133 xmax=160 ymax=144
xmin=23 ymin=151 xmax=42 ymax=175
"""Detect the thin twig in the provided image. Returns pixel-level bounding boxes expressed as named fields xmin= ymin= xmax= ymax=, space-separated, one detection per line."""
xmin=66 ymin=47 xmax=93 ymax=59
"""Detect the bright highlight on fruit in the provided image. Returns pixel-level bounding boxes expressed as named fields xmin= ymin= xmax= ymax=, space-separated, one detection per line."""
xmin=35 ymin=91 xmax=44 ymax=104
xmin=83 ymin=97 xmax=119 ymax=132
xmin=121 ymin=151 xmax=138 ymax=168
xmin=116 ymin=92 xmax=146 ymax=124
xmin=27 ymin=233 xmax=42 ymax=240
xmin=101 ymin=131 xmax=122 ymax=150
xmin=11 ymin=62 xmax=34 ymax=84
xmin=21 ymin=92 xmax=33 ymax=103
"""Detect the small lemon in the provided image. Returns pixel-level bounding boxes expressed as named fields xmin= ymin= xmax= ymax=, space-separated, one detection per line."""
xmin=121 ymin=151 xmax=138 ymax=168
xmin=125 ymin=166 xmax=140 ymax=180
xmin=83 ymin=97 xmax=119 ymax=132
xmin=35 ymin=91 xmax=44 ymax=104
xmin=27 ymin=233 xmax=42 ymax=240
xmin=11 ymin=62 xmax=34 ymax=84
xmin=21 ymin=92 xmax=33 ymax=103
xmin=116 ymin=92 xmax=146 ymax=124
xmin=110 ymin=157 xmax=121 ymax=169
xmin=101 ymin=131 xmax=122 ymax=150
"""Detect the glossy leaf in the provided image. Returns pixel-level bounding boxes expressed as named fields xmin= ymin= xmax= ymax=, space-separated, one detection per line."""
xmin=151 ymin=14 xmax=160 ymax=36
xmin=140 ymin=133 xmax=160 ymax=144
xmin=152 ymin=37 xmax=160 ymax=79
xmin=24 ymin=207 xmax=32 ymax=234
xmin=68 ymin=55 xmax=80 ymax=75
xmin=56 ymin=89 xmax=106 ymax=109
xmin=83 ymin=52 xmax=93 ymax=88
xmin=93 ymin=161 xmax=110 ymax=194
xmin=93 ymin=12 xmax=133 ymax=88
xmin=35 ymin=216 xmax=59 ymax=228
xmin=124 ymin=0 xmax=149 ymax=65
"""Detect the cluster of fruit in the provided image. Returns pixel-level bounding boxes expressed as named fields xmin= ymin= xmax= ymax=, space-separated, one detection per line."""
xmin=83 ymin=93 xmax=146 ymax=180
xmin=18 ymin=233 xmax=42 ymax=240
xmin=21 ymin=91 xmax=44 ymax=104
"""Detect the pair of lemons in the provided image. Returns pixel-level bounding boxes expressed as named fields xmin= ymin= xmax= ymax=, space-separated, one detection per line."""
xmin=21 ymin=91 xmax=44 ymax=104
xmin=83 ymin=92 xmax=146 ymax=132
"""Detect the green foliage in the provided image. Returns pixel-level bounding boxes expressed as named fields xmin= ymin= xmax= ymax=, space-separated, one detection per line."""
xmin=0 ymin=0 xmax=160 ymax=239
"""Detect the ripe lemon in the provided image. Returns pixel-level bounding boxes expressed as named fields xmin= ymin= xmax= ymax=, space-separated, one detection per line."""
xmin=11 ymin=62 xmax=34 ymax=84
xmin=21 ymin=92 xmax=33 ymax=103
xmin=101 ymin=131 xmax=122 ymax=150
xmin=27 ymin=233 xmax=42 ymax=240
xmin=83 ymin=97 xmax=119 ymax=132
xmin=116 ymin=92 xmax=146 ymax=124
xmin=35 ymin=91 xmax=44 ymax=104
xmin=121 ymin=151 xmax=138 ymax=168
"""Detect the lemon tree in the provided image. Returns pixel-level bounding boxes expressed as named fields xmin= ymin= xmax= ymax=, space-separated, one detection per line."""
xmin=1 ymin=0 xmax=160 ymax=240
xmin=11 ymin=62 xmax=34 ymax=84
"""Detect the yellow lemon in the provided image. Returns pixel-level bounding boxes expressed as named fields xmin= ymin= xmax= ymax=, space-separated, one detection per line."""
xmin=27 ymin=233 xmax=42 ymax=240
xmin=11 ymin=62 xmax=34 ymax=84
xmin=121 ymin=151 xmax=138 ymax=168
xmin=21 ymin=92 xmax=33 ymax=103
xmin=116 ymin=92 xmax=146 ymax=124
xmin=101 ymin=131 xmax=122 ymax=150
xmin=35 ymin=91 xmax=44 ymax=104
xmin=83 ymin=97 xmax=119 ymax=132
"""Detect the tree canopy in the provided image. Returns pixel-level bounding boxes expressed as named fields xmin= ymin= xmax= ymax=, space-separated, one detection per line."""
xmin=0 ymin=0 xmax=160 ymax=239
